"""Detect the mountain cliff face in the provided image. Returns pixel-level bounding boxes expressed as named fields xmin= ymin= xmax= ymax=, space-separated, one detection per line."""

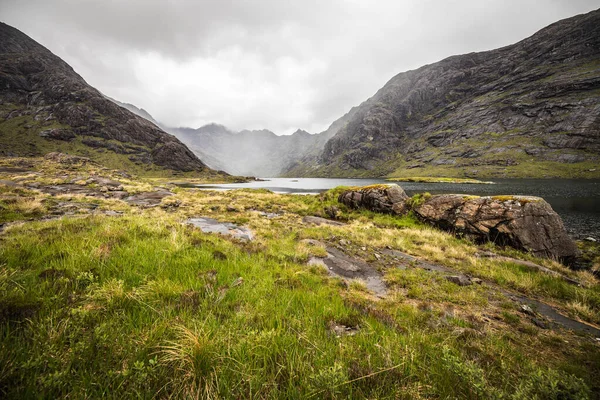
xmin=286 ymin=9 xmax=600 ymax=178
xmin=0 ymin=22 xmax=209 ymax=174
xmin=167 ymin=124 xmax=336 ymax=177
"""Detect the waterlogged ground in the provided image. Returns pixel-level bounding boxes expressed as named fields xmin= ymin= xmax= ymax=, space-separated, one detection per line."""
xmin=1 ymin=157 xmax=600 ymax=399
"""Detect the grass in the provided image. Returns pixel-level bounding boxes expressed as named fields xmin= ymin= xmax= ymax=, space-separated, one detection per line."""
xmin=0 ymin=158 xmax=599 ymax=398
xmin=387 ymin=177 xmax=495 ymax=184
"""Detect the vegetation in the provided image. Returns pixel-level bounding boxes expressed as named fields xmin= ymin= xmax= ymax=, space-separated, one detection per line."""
xmin=387 ymin=177 xmax=494 ymax=184
xmin=1 ymin=157 xmax=599 ymax=398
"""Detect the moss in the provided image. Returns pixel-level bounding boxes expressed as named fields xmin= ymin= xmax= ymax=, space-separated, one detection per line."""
xmin=406 ymin=192 xmax=432 ymax=208
xmin=491 ymin=195 xmax=541 ymax=204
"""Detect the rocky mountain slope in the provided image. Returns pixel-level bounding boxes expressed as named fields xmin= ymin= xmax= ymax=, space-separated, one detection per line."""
xmin=0 ymin=22 xmax=211 ymax=175
xmin=167 ymin=124 xmax=338 ymax=177
xmin=286 ymin=9 xmax=600 ymax=178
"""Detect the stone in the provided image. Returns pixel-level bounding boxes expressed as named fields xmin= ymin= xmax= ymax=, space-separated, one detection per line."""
xmin=302 ymin=216 xmax=345 ymax=226
xmin=445 ymin=275 xmax=472 ymax=286
xmin=520 ymin=304 xmax=535 ymax=316
xmin=338 ymin=184 xmax=409 ymax=215
xmin=324 ymin=205 xmax=340 ymax=219
xmin=39 ymin=128 xmax=75 ymax=141
xmin=186 ymin=217 xmax=254 ymax=241
xmin=126 ymin=190 xmax=173 ymax=207
xmin=413 ymin=194 xmax=578 ymax=264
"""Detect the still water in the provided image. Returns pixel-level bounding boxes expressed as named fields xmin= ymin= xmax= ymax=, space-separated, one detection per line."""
xmin=192 ymin=178 xmax=600 ymax=239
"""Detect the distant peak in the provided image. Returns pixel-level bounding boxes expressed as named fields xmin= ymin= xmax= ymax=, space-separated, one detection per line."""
xmin=291 ymin=129 xmax=311 ymax=136
xmin=196 ymin=123 xmax=232 ymax=135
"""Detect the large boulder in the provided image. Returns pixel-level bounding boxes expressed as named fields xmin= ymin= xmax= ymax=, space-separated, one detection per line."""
xmin=338 ymin=184 xmax=409 ymax=215
xmin=413 ymin=194 xmax=578 ymax=264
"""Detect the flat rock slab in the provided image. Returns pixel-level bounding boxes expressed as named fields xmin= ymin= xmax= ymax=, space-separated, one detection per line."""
xmin=186 ymin=217 xmax=254 ymax=241
xmin=33 ymin=184 xmax=129 ymax=200
xmin=302 ymin=216 xmax=345 ymax=226
xmin=309 ymin=245 xmax=386 ymax=296
xmin=126 ymin=191 xmax=172 ymax=207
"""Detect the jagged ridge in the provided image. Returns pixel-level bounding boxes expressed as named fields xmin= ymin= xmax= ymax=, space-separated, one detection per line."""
xmin=287 ymin=9 xmax=600 ymax=178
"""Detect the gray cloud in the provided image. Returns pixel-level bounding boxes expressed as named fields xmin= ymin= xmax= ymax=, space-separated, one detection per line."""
xmin=1 ymin=0 xmax=598 ymax=134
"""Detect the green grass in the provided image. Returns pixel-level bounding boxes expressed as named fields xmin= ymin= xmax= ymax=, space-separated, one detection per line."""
xmin=1 ymin=214 xmax=596 ymax=399
xmin=387 ymin=177 xmax=494 ymax=184
xmin=0 ymin=163 xmax=599 ymax=398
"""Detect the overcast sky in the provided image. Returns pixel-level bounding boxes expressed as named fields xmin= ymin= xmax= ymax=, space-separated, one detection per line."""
xmin=1 ymin=1 xmax=598 ymax=134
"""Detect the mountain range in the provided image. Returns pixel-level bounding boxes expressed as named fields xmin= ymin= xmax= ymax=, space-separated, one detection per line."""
xmin=130 ymin=8 xmax=600 ymax=179
xmin=0 ymin=22 xmax=215 ymax=176
xmin=1 ymin=8 xmax=599 ymax=179
xmin=286 ymin=8 xmax=600 ymax=178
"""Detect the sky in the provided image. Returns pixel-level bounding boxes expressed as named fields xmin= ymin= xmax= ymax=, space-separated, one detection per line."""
xmin=1 ymin=1 xmax=598 ymax=134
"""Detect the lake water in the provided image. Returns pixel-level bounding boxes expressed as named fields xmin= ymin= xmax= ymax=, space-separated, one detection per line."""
xmin=192 ymin=178 xmax=600 ymax=239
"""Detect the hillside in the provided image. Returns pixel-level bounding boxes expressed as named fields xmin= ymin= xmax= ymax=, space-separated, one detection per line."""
xmin=0 ymin=22 xmax=213 ymax=176
xmin=286 ymin=9 xmax=600 ymax=178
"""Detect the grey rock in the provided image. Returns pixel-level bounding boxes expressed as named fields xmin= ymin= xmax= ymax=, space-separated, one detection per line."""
xmin=445 ymin=275 xmax=472 ymax=286
xmin=413 ymin=194 xmax=578 ymax=264
xmin=302 ymin=216 xmax=345 ymax=226
xmin=186 ymin=217 xmax=254 ymax=241
xmin=338 ymin=184 xmax=409 ymax=215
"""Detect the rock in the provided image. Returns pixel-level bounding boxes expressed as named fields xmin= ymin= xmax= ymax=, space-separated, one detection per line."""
xmin=324 ymin=205 xmax=340 ymax=219
xmin=446 ymin=275 xmax=472 ymax=286
xmin=329 ymin=321 xmax=360 ymax=337
xmin=471 ymin=277 xmax=483 ymax=285
xmin=531 ymin=317 xmax=549 ymax=329
xmin=302 ymin=216 xmax=345 ymax=226
xmin=44 ymin=152 xmax=91 ymax=165
xmin=226 ymin=205 xmax=238 ymax=212
xmin=309 ymin=246 xmax=386 ymax=296
xmin=126 ymin=190 xmax=173 ymax=207
xmin=89 ymin=176 xmax=122 ymax=188
xmin=584 ymin=237 xmax=597 ymax=242
xmin=520 ymin=304 xmax=535 ymax=316
xmin=186 ymin=217 xmax=254 ymax=241
xmin=338 ymin=184 xmax=409 ymax=215
xmin=413 ymin=194 xmax=578 ymax=264
xmin=39 ymin=128 xmax=75 ymax=141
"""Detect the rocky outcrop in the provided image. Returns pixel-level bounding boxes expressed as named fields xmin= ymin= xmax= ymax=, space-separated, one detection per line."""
xmin=289 ymin=9 xmax=600 ymax=178
xmin=413 ymin=195 xmax=578 ymax=263
xmin=0 ymin=22 xmax=209 ymax=173
xmin=337 ymin=185 xmax=578 ymax=264
xmin=338 ymin=184 xmax=409 ymax=215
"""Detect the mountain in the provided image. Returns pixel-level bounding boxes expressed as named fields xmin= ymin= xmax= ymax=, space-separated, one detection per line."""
xmin=0 ymin=22 xmax=211 ymax=174
xmin=286 ymin=9 xmax=600 ymax=178
xmin=106 ymin=97 xmax=159 ymax=126
xmin=166 ymin=124 xmax=334 ymax=177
